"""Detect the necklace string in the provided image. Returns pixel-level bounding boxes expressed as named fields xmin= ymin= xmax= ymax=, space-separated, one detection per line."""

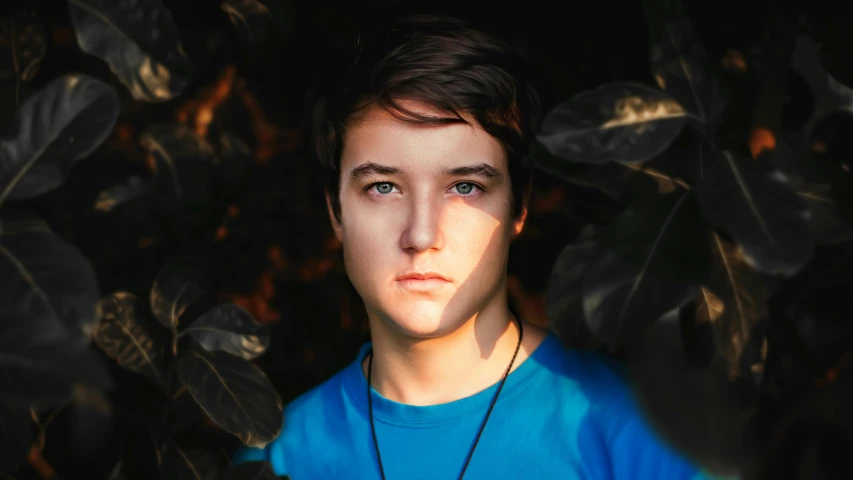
xmin=365 ymin=317 xmax=524 ymax=480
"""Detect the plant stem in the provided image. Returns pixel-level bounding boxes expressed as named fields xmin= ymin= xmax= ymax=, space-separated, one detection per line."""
xmin=27 ymin=446 xmax=59 ymax=480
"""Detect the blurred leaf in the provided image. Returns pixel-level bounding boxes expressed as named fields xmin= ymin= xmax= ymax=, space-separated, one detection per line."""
xmin=150 ymin=256 xmax=208 ymax=330
xmin=625 ymin=127 xmax=707 ymax=189
xmin=215 ymin=461 xmax=279 ymax=480
xmin=533 ymin=142 xmax=636 ymax=200
xmin=584 ymin=190 xmax=707 ymax=349
xmin=696 ymin=151 xmax=814 ymax=276
xmin=64 ymin=388 xmax=116 ymax=459
xmin=94 ymin=175 xmax=153 ymax=213
xmin=105 ymin=460 xmax=127 ymax=480
xmin=160 ymin=440 xmax=219 ymax=480
xmin=176 ymin=346 xmax=282 ymax=449
xmin=0 ymin=9 xmax=46 ymax=84
xmin=0 ymin=405 xmax=32 ymax=473
xmin=629 ymin=309 xmax=751 ymax=475
xmin=0 ymin=210 xmax=111 ymax=406
xmin=221 ymin=0 xmax=272 ymax=47
xmin=184 ymin=304 xmax=270 ymax=360
xmin=169 ymin=378 xmax=206 ymax=432
xmin=140 ymin=123 xmax=218 ymax=225
xmin=545 ymin=226 xmax=602 ymax=350
xmin=68 ymin=0 xmax=193 ymax=102
xmin=802 ymin=6 xmax=853 ymax=92
xmin=640 ymin=0 xmax=685 ymax=42
xmin=796 ymin=182 xmax=853 ymax=244
xmin=537 ymin=82 xmax=687 ymax=165
xmin=697 ymin=233 xmax=768 ymax=376
xmin=774 ymin=240 xmax=853 ymax=361
xmin=789 ymin=35 xmax=853 ymax=152
xmin=737 ymin=319 xmax=768 ymax=385
xmin=95 ymin=291 xmax=166 ymax=386
xmin=214 ymin=132 xmax=251 ymax=201
xmin=0 ymin=74 xmax=119 ymax=206
xmin=0 ymin=209 xmax=100 ymax=344
xmin=772 ymin=136 xmax=853 ymax=228
xmin=650 ymin=16 xmax=726 ymax=133
xmin=601 ymin=187 xmax=710 ymax=281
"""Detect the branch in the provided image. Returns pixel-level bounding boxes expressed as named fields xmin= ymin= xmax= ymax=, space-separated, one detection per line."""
xmin=27 ymin=446 xmax=59 ymax=480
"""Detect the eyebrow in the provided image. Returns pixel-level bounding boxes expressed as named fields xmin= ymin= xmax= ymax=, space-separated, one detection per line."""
xmin=347 ymin=162 xmax=502 ymax=182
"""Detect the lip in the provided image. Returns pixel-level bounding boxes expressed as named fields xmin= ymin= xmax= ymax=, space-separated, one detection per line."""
xmin=395 ymin=272 xmax=450 ymax=281
xmin=395 ymin=272 xmax=451 ymax=292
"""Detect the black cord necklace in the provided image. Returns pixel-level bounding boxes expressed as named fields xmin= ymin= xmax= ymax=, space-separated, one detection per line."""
xmin=365 ymin=317 xmax=524 ymax=480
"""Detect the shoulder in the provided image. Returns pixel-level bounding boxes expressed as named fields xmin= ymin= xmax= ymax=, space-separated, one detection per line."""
xmin=513 ymin=333 xmax=706 ymax=478
xmin=549 ymin=347 xmax=711 ymax=480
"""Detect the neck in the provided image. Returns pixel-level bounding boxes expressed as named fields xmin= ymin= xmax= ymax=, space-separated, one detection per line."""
xmin=363 ymin=301 xmax=526 ymax=406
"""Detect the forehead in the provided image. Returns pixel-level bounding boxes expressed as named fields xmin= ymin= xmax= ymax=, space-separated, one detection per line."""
xmin=340 ymin=100 xmax=507 ymax=172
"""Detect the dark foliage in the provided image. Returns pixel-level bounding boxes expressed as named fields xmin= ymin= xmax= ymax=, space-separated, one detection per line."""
xmin=0 ymin=0 xmax=851 ymax=479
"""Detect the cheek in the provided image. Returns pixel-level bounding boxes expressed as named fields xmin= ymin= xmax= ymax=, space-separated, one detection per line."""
xmin=444 ymin=208 xmax=512 ymax=271
xmin=338 ymin=210 xmax=393 ymax=281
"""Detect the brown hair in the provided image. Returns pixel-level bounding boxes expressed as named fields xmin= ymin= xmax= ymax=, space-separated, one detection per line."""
xmin=309 ymin=13 xmax=541 ymax=222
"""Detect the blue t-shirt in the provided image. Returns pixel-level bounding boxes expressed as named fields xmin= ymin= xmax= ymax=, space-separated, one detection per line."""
xmin=234 ymin=332 xmax=718 ymax=479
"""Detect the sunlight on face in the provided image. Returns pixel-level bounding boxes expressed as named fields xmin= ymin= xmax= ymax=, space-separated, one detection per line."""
xmin=327 ymin=100 xmax=524 ymax=339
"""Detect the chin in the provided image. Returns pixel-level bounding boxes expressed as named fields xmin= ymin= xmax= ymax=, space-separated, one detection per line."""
xmin=382 ymin=302 xmax=462 ymax=338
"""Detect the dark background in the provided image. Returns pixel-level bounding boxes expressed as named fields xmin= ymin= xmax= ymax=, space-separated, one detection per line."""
xmin=1 ymin=0 xmax=819 ymax=478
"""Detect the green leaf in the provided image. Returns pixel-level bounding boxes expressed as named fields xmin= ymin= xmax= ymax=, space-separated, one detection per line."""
xmin=184 ymin=304 xmax=271 ymax=360
xmin=68 ymin=0 xmax=193 ymax=102
xmin=0 ymin=74 xmax=119 ymax=206
xmin=537 ymin=82 xmax=687 ymax=165
xmin=94 ymin=291 xmax=166 ymax=386
xmin=176 ymin=347 xmax=282 ymax=448
xmin=150 ymin=256 xmax=209 ymax=330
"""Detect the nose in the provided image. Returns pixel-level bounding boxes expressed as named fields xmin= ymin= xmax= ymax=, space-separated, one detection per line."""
xmin=399 ymin=192 xmax=444 ymax=253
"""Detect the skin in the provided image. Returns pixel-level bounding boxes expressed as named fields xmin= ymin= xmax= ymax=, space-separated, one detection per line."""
xmin=326 ymin=99 xmax=547 ymax=406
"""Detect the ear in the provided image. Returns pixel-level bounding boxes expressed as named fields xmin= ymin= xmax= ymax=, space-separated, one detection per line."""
xmin=512 ymin=204 xmax=528 ymax=239
xmin=511 ymin=176 xmax=533 ymax=238
xmin=325 ymin=190 xmax=343 ymax=242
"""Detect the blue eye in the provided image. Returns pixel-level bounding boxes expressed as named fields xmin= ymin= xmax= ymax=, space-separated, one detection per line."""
xmin=375 ymin=183 xmax=394 ymax=194
xmin=454 ymin=183 xmax=479 ymax=195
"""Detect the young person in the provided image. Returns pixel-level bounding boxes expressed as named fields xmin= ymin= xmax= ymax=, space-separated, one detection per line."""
xmin=234 ymin=13 xmax=716 ymax=480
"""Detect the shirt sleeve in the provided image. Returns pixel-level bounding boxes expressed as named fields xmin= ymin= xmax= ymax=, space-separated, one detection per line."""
xmin=232 ymin=442 xmax=290 ymax=476
xmin=607 ymin=413 xmax=720 ymax=480
xmin=589 ymin=354 xmax=740 ymax=480
xmin=232 ymin=445 xmax=268 ymax=464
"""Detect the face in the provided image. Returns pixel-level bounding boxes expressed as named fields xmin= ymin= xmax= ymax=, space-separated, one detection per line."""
xmin=327 ymin=100 xmax=528 ymax=340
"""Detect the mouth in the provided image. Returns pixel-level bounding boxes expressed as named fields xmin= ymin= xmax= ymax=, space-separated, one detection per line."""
xmin=395 ymin=272 xmax=451 ymax=292
xmin=396 ymin=272 xmax=450 ymax=281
